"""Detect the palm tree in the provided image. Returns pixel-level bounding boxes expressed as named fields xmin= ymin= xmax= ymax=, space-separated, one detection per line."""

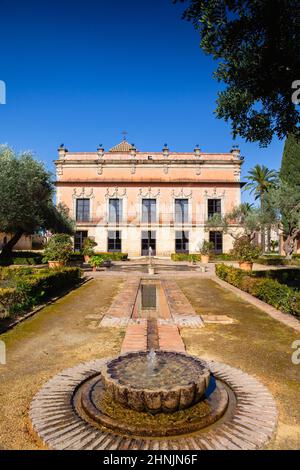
xmin=244 ymin=165 xmax=278 ymax=252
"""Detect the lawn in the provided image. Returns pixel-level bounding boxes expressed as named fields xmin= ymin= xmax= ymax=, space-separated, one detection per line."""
xmin=0 ymin=277 xmax=125 ymax=450
xmin=177 ymin=277 xmax=300 ymax=450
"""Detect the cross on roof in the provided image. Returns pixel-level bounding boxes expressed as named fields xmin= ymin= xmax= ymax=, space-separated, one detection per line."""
xmin=122 ymin=131 xmax=128 ymax=141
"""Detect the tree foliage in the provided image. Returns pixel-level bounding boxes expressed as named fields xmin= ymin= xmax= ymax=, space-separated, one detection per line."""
xmin=177 ymin=0 xmax=300 ymax=145
xmin=0 ymin=146 xmax=74 ymax=257
xmin=267 ymin=181 xmax=300 ymax=258
xmin=280 ymin=134 xmax=300 ymax=187
xmin=205 ymin=203 xmax=263 ymax=240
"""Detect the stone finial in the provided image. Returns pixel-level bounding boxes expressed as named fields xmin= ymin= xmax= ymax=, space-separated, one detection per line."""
xmin=97 ymin=144 xmax=105 ymax=158
xmin=130 ymin=143 xmax=136 ymax=157
xmin=194 ymin=144 xmax=201 ymax=157
xmin=230 ymin=144 xmax=240 ymax=158
xmin=58 ymin=144 xmax=68 ymax=159
xmin=163 ymin=143 xmax=169 ymax=157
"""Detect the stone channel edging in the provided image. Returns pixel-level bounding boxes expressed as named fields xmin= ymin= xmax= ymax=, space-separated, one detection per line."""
xmin=29 ymin=358 xmax=277 ymax=450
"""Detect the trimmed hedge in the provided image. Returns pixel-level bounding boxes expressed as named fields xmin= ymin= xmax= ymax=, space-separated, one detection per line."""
xmin=253 ymin=268 xmax=300 ymax=289
xmin=0 ymin=251 xmax=43 ymax=266
xmin=171 ymin=253 xmax=235 ymax=262
xmin=0 ymin=267 xmax=82 ymax=317
xmin=171 ymin=253 xmax=201 ymax=262
xmin=215 ymin=264 xmax=300 ymax=318
xmin=94 ymin=252 xmax=128 ymax=261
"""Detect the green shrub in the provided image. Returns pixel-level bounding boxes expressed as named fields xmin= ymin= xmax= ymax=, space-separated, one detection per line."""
xmin=94 ymin=252 xmax=128 ymax=261
xmin=257 ymin=256 xmax=287 ymax=266
xmin=199 ymin=241 xmax=214 ymax=255
xmin=0 ymin=251 xmax=43 ymax=266
xmin=215 ymin=264 xmax=300 ymax=318
xmin=231 ymin=236 xmax=261 ymax=262
xmin=43 ymin=234 xmax=73 ymax=263
xmin=171 ymin=253 xmax=202 ymax=262
xmin=82 ymin=237 xmax=97 ymax=257
xmin=253 ymin=268 xmax=300 ymax=289
xmin=89 ymin=255 xmax=104 ymax=267
xmin=0 ymin=266 xmax=82 ymax=317
xmin=210 ymin=253 xmax=235 ymax=262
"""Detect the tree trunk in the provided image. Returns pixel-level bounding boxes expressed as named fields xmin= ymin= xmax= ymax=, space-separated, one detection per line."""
xmin=260 ymin=193 xmax=266 ymax=254
xmin=283 ymin=235 xmax=295 ymax=259
xmin=267 ymin=226 xmax=271 ymax=252
xmin=0 ymin=230 xmax=24 ymax=258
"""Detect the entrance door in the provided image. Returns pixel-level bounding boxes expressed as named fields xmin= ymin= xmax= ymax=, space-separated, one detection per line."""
xmin=141 ymin=231 xmax=156 ymax=256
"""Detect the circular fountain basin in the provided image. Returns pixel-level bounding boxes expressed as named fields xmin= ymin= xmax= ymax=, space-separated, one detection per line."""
xmin=101 ymin=351 xmax=211 ymax=413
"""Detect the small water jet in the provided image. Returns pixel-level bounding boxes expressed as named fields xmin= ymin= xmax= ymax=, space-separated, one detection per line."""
xmin=147 ymin=349 xmax=157 ymax=374
xmin=148 ymin=246 xmax=155 ymax=275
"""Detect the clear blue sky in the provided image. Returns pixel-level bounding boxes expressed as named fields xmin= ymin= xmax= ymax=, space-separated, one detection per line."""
xmin=0 ymin=0 xmax=284 ymax=203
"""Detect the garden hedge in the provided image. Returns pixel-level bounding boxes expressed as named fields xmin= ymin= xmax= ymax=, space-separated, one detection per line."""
xmin=171 ymin=253 xmax=235 ymax=262
xmin=94 ymin=252 xmax=128 ymax=261
xmin=0 ymin=251 xmax=43 ymax=266
xmin=0 ymin=266 xmax=82 ymax=317
xmin=215 ymin=264 xmax=300 ymax=318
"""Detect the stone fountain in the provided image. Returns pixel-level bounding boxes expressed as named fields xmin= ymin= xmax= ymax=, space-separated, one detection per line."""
xmin=73 ymin=350 xmax=229 ymax=437
xmin=30 ymin=350 xmax=278 ymax=449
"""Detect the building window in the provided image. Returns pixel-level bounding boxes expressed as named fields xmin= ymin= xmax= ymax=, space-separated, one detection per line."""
xmin=76 ymin=199 xmax=90 ymax=222
xmin=74 ymin=230 xmax=88 ymax=252
xmin=175 ymin=231 xmax=189 ymax=254
xmin=141 ymin=230 xmax=156 ymax=256
xmin=175 ymin=199 xmax=189 ymax=224
xmin=208 ymin=199 xmax=221 ymax=219
xmin=142 ymin=199 xmax=156 ymax=224
xmin=108 ymin=230 xmax=121 ymax=252
xmin=209 ymin=231 xmax=223 ymax=253
xmin=109 ymin=199 xmax=122 ymax=224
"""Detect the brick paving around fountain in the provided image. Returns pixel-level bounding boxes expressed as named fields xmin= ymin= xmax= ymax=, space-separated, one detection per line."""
xmin=29 ymin=358 xmax=278 ymax=450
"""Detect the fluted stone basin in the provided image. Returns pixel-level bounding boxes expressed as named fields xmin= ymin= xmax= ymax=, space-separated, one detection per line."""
xmin=101 ymin=351 xmax=210 ymax=413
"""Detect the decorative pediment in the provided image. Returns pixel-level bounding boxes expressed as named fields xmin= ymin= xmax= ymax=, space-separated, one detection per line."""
xmin=105 ymin=187 xmax=127 ymax=198
xmin=72 ymin=187 xmax=94 ymax=198
xmin=139 ymin=187 xmax=160 ymax=198
xmin=204 ymin=188 xmax=225 ymax=198
xmin=172 ymin=188 xmax=193 ymax=199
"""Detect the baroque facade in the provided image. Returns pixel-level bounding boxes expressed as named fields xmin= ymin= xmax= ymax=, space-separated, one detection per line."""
xmin=55 ymin=140 xmax=244 ymax=257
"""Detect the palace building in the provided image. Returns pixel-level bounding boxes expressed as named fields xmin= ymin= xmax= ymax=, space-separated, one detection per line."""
xmin=55 ymin=139 xmax=244 ymax=258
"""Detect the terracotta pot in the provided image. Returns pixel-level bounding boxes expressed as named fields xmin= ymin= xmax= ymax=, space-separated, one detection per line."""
xmin=84 ymin=255 xmax=91 ymax=263
xmin=48 ymin=261 xmax=65 ymax=269
xmin=92 ymin=266 xmax=97 ymax=272
xmin=239 ymin=261 xmax=253 ymax=271
xmin=201 ymin=255 xmax=209 ymax=264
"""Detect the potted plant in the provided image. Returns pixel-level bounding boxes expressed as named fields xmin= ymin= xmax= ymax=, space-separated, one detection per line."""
xmin=231 ymin=236 xmax=261 ymax=271
xmin=199 ymin=241 xmax=214 ymax=264
xmin=43 ymin=234 xmax=73 ymax=268
xmin=82 ymin=237 xmax=97 ymax=263
xmin=89 ymin=255 xmax=104 ymax=272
